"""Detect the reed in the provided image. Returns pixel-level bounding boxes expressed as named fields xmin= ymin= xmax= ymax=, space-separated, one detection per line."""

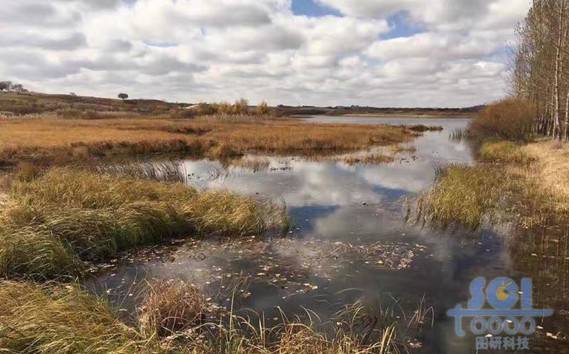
xmin=415 ymin=164 xmax=511 ymax=230
xmin=0 ymin=280 xmax=430 ymax=354
xmin=0 ymin=281 xmax=155 ymax=353
xmin=0 ymin=117 xmax=413 ymax=167
xmin=0 ymin=168 xmax=287 ymax=279
xmin=138 ymin=280 xmax=210 ymax=338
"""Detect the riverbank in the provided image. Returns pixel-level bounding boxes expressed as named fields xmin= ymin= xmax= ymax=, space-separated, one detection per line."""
xmin=416 ymin=138 xmax=569 ymax=347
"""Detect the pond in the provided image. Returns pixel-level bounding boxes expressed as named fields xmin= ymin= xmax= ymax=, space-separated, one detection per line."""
xmin=87 ymin=116 xmax=564 ymax=352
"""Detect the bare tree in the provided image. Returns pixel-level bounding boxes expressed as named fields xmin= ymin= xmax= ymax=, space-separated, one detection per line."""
xmin=0 ymin=81 xmax=12 ymax=91
xmin=513 ymin=0 xmax=569 ymax=140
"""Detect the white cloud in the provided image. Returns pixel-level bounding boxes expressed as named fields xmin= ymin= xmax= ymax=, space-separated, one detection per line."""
xmin=0 ymin=0 xmax=531 ymax=107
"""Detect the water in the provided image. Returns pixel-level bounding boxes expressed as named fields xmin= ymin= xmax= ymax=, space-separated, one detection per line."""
xmin=87 ymin=116 xmax=565 ymax=352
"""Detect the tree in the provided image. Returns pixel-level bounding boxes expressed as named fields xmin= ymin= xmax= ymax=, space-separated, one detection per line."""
xmin=118 ymin=93 xmax=129 ymax=100
xmin=256 ymin=101 xmax=270 ymax=115
xmin=512 ymin=0 xmax=569 ymax=140
xmin=0 ymin=81 xmax=12 ymax=91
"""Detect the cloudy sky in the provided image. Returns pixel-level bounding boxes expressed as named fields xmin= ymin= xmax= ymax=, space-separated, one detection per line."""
xmin=0 ymin=0 xmax=530 ymax=107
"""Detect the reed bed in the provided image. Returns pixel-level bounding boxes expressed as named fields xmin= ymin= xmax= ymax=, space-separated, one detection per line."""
xmin=415 ymin=164 xmax=516 ymax=230
xmin=0 ymin=168 xmax=287 ymax=279
xmin=416 ymin=154 xmax=569 ymax=232
xmin=0 ymin=279 xmax=430 ymax=354
xmin=0 ymin=117 xmax=414 ymax=167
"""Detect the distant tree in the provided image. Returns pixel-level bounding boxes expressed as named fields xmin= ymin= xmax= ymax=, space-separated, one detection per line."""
xmin=0 ymin=81 xmax=12 ymax=91
xmin=11 ymin=84 xmax=25 ymax=93
xmin=233 ymin=98 xmax=249 ymax=114
xmin=118 ymin=93 xmax=129 ymax=100
xmin=256 ymin=101 xmax=270 ymax=115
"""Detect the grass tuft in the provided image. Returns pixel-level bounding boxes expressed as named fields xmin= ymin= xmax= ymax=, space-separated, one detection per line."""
xmin=139 ymin=280 xmax=209 ymax=338
xmin=0 ymin=281 xmax=154 ymax=353
xmin=416 ymin=165 xmax=511 ymax=230
xmin=0 ymin=168 xmax=287 ymax=279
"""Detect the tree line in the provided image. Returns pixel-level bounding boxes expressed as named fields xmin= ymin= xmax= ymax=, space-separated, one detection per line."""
xmin=512 ymin=0 xmax=569 ymax=140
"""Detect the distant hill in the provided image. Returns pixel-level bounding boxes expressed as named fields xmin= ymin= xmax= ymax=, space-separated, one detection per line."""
xmin=0 ymin=91 xmax=190 ymax=116
xmin=274 ymin=105 xmax=484 ymax=117
xmin=0 ymin=91 xmax=483 ymax=117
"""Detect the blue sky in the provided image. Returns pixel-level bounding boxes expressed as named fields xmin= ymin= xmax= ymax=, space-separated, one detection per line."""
xmin=292 ymin=0 xmax=341 ymax=17
xmin=292 ymin=0 xmax=424 ymax=39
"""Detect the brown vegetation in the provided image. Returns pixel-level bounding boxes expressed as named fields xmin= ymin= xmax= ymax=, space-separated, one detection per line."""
xmin=139 ymin=280 xmax=209 ymax=338
xmin=469 ymin=98 xmax=535 ymax=141
xmin=512 ymin=0 xmax=569 ymax=140
xmin=0 ymin=117 xmax=413 ymax=167
xmin=0 ymin=168 xmax=287 ymax=279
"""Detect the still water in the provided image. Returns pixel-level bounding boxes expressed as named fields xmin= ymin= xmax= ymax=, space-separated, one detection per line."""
xmin=88 ymin=117 xmax=564 ymax=353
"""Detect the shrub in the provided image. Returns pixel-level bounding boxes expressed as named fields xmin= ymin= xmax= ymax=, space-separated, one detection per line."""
xmin=256 ymin=101 xmax=270 ymax=116
xmin=469 ymin=98 xmax=535 ymax=141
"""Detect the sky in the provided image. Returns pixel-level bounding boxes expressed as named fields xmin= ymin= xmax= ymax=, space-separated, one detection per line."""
xmin=0 ymin=0 xmax=531 ymax=107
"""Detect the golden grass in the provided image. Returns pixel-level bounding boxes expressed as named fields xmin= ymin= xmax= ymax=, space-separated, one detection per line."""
xmin=0 ymin=281 xmax=154 ymax=353
xmin=139 ymin=280 xmax=209 ymax=338
xmin=523 ymin=140 xmax=569 ymax=200
xmin=0 ymin=117 xmax=413 ymax=166
xmin=0 ymin=278 xmax=428 ymax=354
xmin=416 ymin=165 xmax=510 ymax=230
xmin=479 ymin=141 xmax=530 ymax=164
xmin=417 ymin=141 xmax=569 ymax=231
xmin=0 ymin=168 xmax=287 ymax=278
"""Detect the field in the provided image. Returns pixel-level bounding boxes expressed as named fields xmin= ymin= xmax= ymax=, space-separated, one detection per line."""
xmin=0 ymin=116 xmax=414 ymax=167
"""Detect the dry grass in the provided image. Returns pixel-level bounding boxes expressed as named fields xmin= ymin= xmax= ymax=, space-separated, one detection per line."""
xmin=0 ymin=281 xmax=154 ymax=353
xmin=0 ymin=279 xmax=429 ymax=354
xmin=415 ymin=164 xmax=517 ymax=230
xmin=479 ymin=141 xmax=531 ymax=164
xmin=0 ymin=168 xmax=287 ymax=279
xmin=0 ymin=117 xmax=413 ymax=166
xmin=342 ymin=154 xmax=395 ymax=165
xmin=416 ymin=140 xmax=569 ymax=231
xmin=389 ymin=145 xmax=416 ymax=154
xmin=139 ymin=280 xmax=209 ymax=338
xmin=523 ymin=140 xmax=569 ymax=200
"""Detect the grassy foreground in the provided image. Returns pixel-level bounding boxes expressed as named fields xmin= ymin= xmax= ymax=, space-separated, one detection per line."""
xmin=0 ymin=279 xmax=425 ymax=354
xmin=0 ymin=117 xmax=413 ymax=166
xmin=0 ymin=168 xmax=286 ymax=279
xmin=416 ymin=140 xmax=569 ymax=231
